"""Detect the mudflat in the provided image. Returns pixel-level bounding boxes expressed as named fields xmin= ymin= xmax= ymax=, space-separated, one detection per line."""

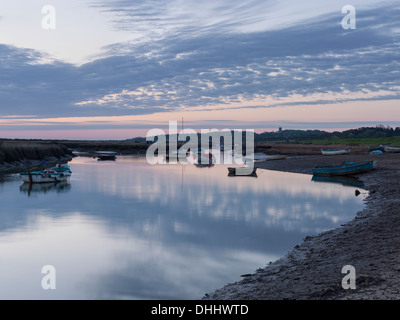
xmin=204 ymin=152 xmax=400 ymax=299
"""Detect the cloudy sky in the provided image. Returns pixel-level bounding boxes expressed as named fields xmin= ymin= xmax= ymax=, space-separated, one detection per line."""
xmin=0 ymin=0 xmax=399 ymax=139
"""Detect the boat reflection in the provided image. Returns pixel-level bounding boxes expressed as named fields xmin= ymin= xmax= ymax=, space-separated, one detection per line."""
xmin=311 ymin=175 xmax=365 ymax=188
xmin=20 ymin=180 xmax=71 ymax=196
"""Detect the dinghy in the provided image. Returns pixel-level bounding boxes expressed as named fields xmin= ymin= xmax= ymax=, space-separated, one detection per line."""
xmin=20 ymin=164 xmax=72 ymax=184
xmin=321 ymin=148 xmax=351 ymax=156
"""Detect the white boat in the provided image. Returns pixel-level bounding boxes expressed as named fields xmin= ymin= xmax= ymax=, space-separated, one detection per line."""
xmin=321 ymin=148 xmax=351 ymax=156
xmin=264 ymin=154 xmax=287 ymax=161
xmin=20 ymin=164 xmax=72 ymax=184
xmin=243 ymin=153 xmax=287 ymax=161
xmin=384 ymin=146 xmax=400 ymax=153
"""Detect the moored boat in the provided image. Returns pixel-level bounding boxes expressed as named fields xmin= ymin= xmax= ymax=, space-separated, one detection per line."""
xmin=227 ymin=167 xmax=257 ymax=176
xmin=321 ymin=148 xmax=351 ymax=156
xmin=95 ymin=151 xmax=117 ymax=161
xmin=20 ymin=164 xmax=72 ymax=184
xmin=312 ymin=160 xmax=377 ymax=176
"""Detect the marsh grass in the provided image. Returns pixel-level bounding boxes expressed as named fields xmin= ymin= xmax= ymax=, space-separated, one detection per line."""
xmin=0 ymin=140 xmax=72 ymax=164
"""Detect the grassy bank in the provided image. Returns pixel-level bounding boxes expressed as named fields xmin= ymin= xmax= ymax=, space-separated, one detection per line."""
xmin=300 ymin=137 xmax=400 ymax=146
xmin=56 ymin=140 xmax=149 ymax=154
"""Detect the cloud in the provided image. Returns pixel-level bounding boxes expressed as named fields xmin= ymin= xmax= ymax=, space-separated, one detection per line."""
xmin=0 ymin=2 xmax=399 ymax=120
xmin=74 ymin=5 xmax=400 ymax=112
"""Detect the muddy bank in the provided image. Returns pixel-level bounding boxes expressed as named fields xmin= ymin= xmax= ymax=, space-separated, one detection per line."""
xmin=204 ymin=153 xmax=400 ymax=300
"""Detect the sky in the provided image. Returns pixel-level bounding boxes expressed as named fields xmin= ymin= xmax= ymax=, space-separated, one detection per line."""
xmin=0 ymin=0 xmax=399 ymax=139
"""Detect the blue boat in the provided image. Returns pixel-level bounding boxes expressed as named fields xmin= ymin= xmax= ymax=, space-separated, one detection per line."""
xmin=312 ymin=160 xmax=377 ymax=176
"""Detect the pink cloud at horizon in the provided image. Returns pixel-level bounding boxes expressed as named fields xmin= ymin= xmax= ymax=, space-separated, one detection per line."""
xmin=0 ymin=100 xmax=399 ymax=140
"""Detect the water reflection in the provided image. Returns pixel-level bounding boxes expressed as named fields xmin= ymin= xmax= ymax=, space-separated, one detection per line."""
xmin=0 ymin=156 xmax=367 ymax=299
xmin=311 ymin=175 xmax=365 ymax=188
xmin=19 ymin=181 xmax=71 ymax=196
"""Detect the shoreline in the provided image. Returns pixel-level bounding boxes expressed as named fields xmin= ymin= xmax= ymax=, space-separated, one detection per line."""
xmin=204 ymin=153 xmax=400 ymax=300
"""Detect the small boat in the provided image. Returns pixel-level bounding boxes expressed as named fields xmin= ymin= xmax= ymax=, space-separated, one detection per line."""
xmin=227 ymin=167 xmax=257 ymax=176
xmin=321 ymin=148 xmax=351 ymax=156
xmin=20 ymin=164 xmax=72 ymax=184
xmin=243 ymin=153 xmax=286 ymax=161
xmin=370 ymin=150 xmax=383 ymax=155
xmin=95 ymin=151 xmax=117 ymax=161
xmin=312 ymin=160 xmax=376 ymax=176
xmin=368 ymin=146 xmax=385 ymax=152
xmin=384 ymin=146 xmax=400 ymax=153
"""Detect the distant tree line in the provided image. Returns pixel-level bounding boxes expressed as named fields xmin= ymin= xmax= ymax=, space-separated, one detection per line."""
xmin=127 ymin=125 xmax=400 ymax=144
xmin=254 ymin=126 xmax=400 ymax=142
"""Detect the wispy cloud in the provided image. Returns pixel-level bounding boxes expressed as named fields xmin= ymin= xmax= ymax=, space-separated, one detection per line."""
xmin=76 ymin=5 xmax=400 ymax=113
xmin=0 ymin=1 xmax=399 ymax=127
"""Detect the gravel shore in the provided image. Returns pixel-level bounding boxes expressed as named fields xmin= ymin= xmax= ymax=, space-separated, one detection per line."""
xmin=204 ymin=153 xmax=400 ymax=300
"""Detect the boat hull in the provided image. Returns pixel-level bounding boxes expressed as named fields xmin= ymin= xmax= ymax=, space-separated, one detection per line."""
xmin=95 ymin=151 xmax=117 ymax=160
xmin=97 ymin=155 xmax=116 ymax=161
xmin=321 ymin=148 xmax=351 ymax=156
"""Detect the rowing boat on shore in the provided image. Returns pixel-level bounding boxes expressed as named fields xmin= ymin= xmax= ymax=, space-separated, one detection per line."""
xmin=384 ymin=146 xmax=400 ymax=153
xmin=321 ymin=148 xmax=351 ymax=156
xmin=312 ymin=160 xmax=377 ymax=176
xmin=243 ymin=153 xmax=286 ymax=161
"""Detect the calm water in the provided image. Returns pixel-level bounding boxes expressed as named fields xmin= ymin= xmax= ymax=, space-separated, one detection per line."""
xmin=0 ymin=156 xmax=367 ymax=299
